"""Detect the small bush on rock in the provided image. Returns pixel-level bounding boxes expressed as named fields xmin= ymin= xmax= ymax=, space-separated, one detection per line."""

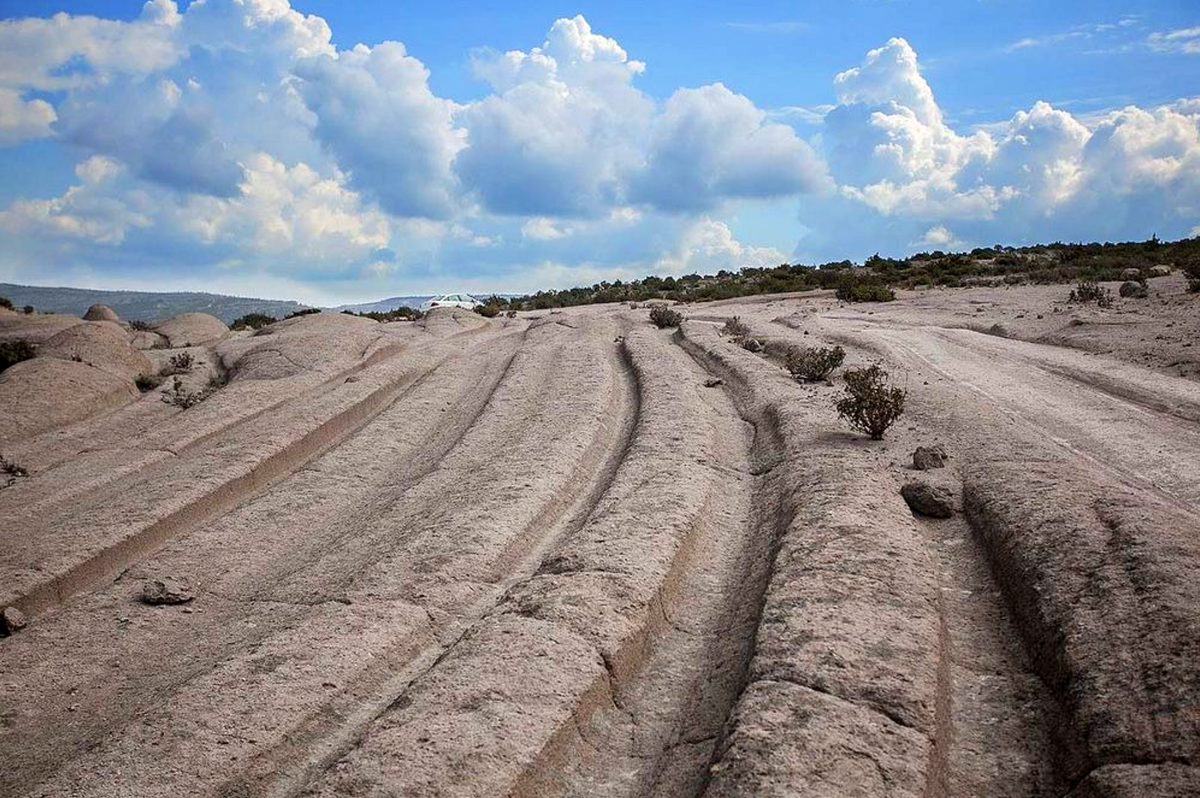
xmin=232 ymin=313 xmax=276 ymax=330
xmin=722 ymin=317 xmax=751 ymax=339
xmin=0 ymin=297 xmax=13 ymax=311
xmin=0 ymin=340 xmax=36 ymax=373
xmin=786 ymin=345 xmax=846 ymax=381
xmin=649 ymin=304 xmax=683 ymax=328
xmin=284 ymin=307 xmax=321 ymax=320
xmin=1069 ymin=280 xmax=1114 ymax=307
xmin=22 ymin=306 xmax=33 ymax=315
xmin=129 ymin=320 xmax=152 ymax=331
xmin=835 ymin=363 xmax=906 ymax=440
xmin=1 ymin=454 xmax=28 ymax=489
xmin=168 ymin=352 xmax=194 ymax=373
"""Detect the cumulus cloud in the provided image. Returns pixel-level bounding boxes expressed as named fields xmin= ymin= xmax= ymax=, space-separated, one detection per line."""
xmin=632 ymin=83 xmax=829 ymax=211
xmin=653 ymin=219 xmax=788 ymax=275
xmin=294 ymin=42 xmax=464 ymax=219
xmin=0 ymin=87 xmax=56 ymax=145
xmin=821 ymin=37 xmax=1200 ymax=245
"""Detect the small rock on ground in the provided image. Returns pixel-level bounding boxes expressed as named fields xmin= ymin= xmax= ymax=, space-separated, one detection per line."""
xmin=704 ymin=377 xmax=724 ymax=388
xmin=912 ymin=445 xmax=948 ymax=470
xmin=141 ymin=577 xmax=194 ymax=605
xmin=2 ymin=606 xmax=28 ymax=634
xmin=901 ymin=481 xmax=955 ymax=518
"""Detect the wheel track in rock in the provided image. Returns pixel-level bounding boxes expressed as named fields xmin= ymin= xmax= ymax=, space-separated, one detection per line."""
xmin=3 ymin=318 xmax=644 ymax=798
xmin=550 ymin=328 xmax=792 ymax=798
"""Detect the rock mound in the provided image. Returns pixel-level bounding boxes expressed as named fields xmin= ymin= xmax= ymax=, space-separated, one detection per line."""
xmin=154 ymin=313 xmax=228 ymax=347
xmin=912 ymin=445 xmax=948 ymax=470
xmin=40 ymin=322 xmax=153 ymax=379
xmin=222 ymin=312 xmax=382 ymax=381
xmin=0 ymin=358 xmax=138 ymax=447
xmin=83 ymin=303 xmax=120 ymax=322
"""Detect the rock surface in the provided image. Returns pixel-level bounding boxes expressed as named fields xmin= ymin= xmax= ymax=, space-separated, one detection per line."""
xmin=2 ymin=605 xmax=27 ymax=634
xmin=153 ymin=313 xmax=228 ymax=347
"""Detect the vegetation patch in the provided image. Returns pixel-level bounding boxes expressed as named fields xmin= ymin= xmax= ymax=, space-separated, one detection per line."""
xmin=1185 ymin=261 xmax=1200 ymax=293
xmin=129 ymin=320 xmax=152 ymax=331
xmin=0 ymin=454 xmax=28 ymax=489
xmin=0 ymin=296 xmax=13 ymax=311
xmin=835 ymin=363 xmax=906 ymax=440
xmin=0 ymin=339 xmax=36 ymax=373
xmin=167 ymin=352 xmax=194 ymax=373
xmin=340 ymin=307 xmax=422 ymax=322
xmin=284 ymin=307 xmax=321 ymax=320
xmin=232 ymin=312 xmax=277 ymax=330
xmin=649 ymin=304 xmax=683 ymax=328
xmin=786 ymin=345 xmax=846 ymax=381
xmin=1069 ymin=280 xmax=1114 ymax=308
xmin=836 ymin=274 xmax=896 ymax=303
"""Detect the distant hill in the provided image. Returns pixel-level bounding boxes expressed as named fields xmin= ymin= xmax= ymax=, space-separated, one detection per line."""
xmin=0 ymin=283 xmax=309 ymax=324
xmin=330 ymin=295 xmax=433 ymax=314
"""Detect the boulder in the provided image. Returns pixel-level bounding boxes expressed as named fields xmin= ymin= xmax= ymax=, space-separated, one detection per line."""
xmin=1120 ymin=267 xmax=1142 ymax=280
xmin=141 ymin=577 xmax=193 ymax=605
xmin=1119 ymin=281 xmax=1148 ymax=299
xmin=901 ymin=481 xmax=955 ymax=518
xmin=2 ymin=606 xmax=27 ymax=634
xmin=912 ymin=445 xmax=948 ymax=470
xmin=0 ymin=358 xmax=139 ymax=447
xmin=1150 ymin=265 xmax=1172 ymax=277
xmin=83 ymin=303 xmax=120 ymax=322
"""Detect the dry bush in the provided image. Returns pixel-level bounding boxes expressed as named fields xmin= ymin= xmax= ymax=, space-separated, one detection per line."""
xmin=168 ymin=352 xmax=194 ymax=373
xmin=835 ymin=363 xmax=906 ymax=440
xmin=1069 ymin=280 xmax=1114 ymax=307
xmin=1185 ymin=262 xmax=1200 ymax=293
xmin=722 ymin=317 xmax=750 ymax=339
xmin=786 ymin=345 xmax=846 ymax=381
xmin=649 ymin=304 xmax=683 ymax=328
xmin=1 ymin=454 xmax=28 ymax=489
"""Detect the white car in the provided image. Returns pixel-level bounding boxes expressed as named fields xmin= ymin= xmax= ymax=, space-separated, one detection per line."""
xmin=420 ymin=293 xmax=483 ymax=312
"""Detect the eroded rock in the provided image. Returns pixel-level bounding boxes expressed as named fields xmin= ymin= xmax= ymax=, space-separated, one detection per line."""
xmin=901 ymin=481 xmax=954 ymax=518
xmin=141 ymin=577 xmax=194 ymax=605
xmin=83 ymin=304 xmax=120 ymax=322
xmin=912 ymin=445 xmax=948 ymax=470
xmin=2 ymin=606 xmax=28 ymax=634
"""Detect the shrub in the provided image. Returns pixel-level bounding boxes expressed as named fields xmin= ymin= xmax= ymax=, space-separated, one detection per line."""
xmin=786 ymin=345 xmax=846 ymax=381
xmin=722 ymin=317 xmax=751 ymax=339
xmin=22 ymin=305 xmax=34 ymax=315
xmin=168 ymin=352 xmax=194 ymax=373
xmin=1118 ymin=280 xmax=1148 ymax=299
xmin=1069 ymin=280 xmax=1114 ymax=307
xmin=0 ymin=297 xmax=13 ymax=311
xmin=835 ymin=363 xmax=906 ymax=440
xmin=135 ymin=373 xmax=164 ymax=392
xmin=284 ymin=307 xmax=321 ymax=320
xmin=1 ymin=454 xmax=28 ymax=489
xmin=836 ymin=275 xmax=896 ymax=303
xmin=649 ymin=304 xmax=683 ymax=328
xmin=231 ymin=312 xmax=277 ymax=330
xmin=505 ymin=310 xmax=517 ymax=318
xmin=163 ymin=376 xmax=204 ymax=409
xmin=129 ymin=320 xmax=152 ymax=331
xmin=0 ymin=340 xmax=36 ymax=373
xmin=476 ymin=303 xmax=500 ymax=318
xmin=1185 ymin=261 xmax=1200 ymax=293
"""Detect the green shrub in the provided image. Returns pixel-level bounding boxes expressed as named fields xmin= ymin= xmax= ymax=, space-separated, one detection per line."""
xmin=22 ymin=306 xmax=34 ymax=315
xmin=129 ymin=320 xmax=152 ymax=331
xmin=476 ymin=303 xmax=500 ymax=318
xmin=836 ymin=275 xmax=896 ymax=303
xmin=786 ymin=345 xmax=846 ymax=381
xmin=0 ymin=297 xmax=13 ymax=311
xmin=835 ymin=363 xmax=906 ymax=440
xmin=649 ymin=304 xmax=683 ymax=328
xmin=232 ymin=312 xmax=277 ymax=330
xmin=284 ymin=307 xmax=321 ymax=320
xmin=1118 ymin=280 xmax=1148 ymax=299
xmin=163 ymin=376 xmax=204 ymax=409
xmin=1069 ymin=280 xmax=1114 ymax=307
xmin=0 ymin=340 xmax=36 ymax=373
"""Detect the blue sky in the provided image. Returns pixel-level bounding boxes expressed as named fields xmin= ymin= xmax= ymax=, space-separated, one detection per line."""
xmin=0 ymin=1 xmax=1198 ymax=303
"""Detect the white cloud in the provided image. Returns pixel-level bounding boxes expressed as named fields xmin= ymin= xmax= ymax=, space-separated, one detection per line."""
xmin=294 ymin=41 xmax=464 ymax=219
xmin=521 ymin=217 xmax=570 ymax=240
xmin=1148 ymin=26 xmax=1200 ymax=55
xmin=633 ymin=83 xmax=830 ymax=211
xmin=652 ymin=219 xmax=787 ymax=275
xmin=913 ymin=224 xmax=963 ymax=250
xmin=0 ymin=87 xmax=56 ymax=145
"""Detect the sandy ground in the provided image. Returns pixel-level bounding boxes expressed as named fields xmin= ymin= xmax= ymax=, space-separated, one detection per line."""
xmin=1 ymin=281 xmax=1198 ymax=798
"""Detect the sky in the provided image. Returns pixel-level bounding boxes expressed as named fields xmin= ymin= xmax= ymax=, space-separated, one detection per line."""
xmin=0 ymin=1 xmax=1198 ymax=304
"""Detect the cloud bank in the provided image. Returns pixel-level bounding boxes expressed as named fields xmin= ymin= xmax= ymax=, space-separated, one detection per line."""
xmin=0 ymin=2 xmax=1197 ymax=301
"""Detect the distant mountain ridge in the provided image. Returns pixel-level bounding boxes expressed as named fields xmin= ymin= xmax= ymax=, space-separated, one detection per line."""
xmin=0 ymin=283 xmax=308 ymax=324
xmin=330 ymin=296 xmax=433 ymax=314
